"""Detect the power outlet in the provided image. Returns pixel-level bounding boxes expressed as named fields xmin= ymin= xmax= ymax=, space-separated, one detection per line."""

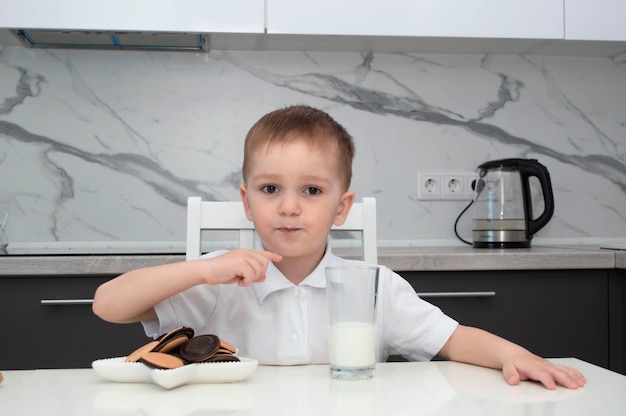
xmin=418 ymin=172 xmax=476 ymax=200
xmin=442 ymin=174 xmax=465 ymax=197
xmin=465 ymin=173 xmax=478 ymax=199
xmin=417 ymin=173 xmax=441 ymax=198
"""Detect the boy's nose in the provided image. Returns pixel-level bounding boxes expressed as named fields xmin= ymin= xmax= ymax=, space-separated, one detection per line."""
xmin=278 ymin=194 xmax=301 ymax=216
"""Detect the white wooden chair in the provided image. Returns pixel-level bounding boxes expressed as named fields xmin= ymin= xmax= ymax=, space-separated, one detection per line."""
xmin=186 ymin=196 xmax=377 ymax=263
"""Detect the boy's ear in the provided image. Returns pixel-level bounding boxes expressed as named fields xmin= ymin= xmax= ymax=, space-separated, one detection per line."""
xmin=240 ymin=184 xmax=254 ymax=221
xmin=333 ymin=191 xmax=355 ymax=226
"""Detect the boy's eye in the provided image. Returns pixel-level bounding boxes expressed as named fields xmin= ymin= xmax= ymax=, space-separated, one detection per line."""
xmin=261 ymin=185 xmax=278 ymax=194
xmin=304 ymin=187 xmax=321 ymax=195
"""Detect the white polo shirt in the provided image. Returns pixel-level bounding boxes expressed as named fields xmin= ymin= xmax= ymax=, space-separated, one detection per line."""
xmin=143 ymin=247 xmax=458 ymax=364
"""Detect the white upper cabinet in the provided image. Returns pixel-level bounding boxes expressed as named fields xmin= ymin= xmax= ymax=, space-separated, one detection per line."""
xmin=267 ymin=0 xmax=563 ymax=39
xmin=564 ymin=0 xmax=626 ymax=41
xmin=0 ymin=0 xmax=265 ymax=33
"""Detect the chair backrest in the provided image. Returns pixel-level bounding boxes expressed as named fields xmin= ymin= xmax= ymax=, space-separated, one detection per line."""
xmin=186 ymin=196 xmax=377 ymax=263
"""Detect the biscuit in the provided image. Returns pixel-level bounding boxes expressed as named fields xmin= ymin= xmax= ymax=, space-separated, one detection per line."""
xmin=125 ymin=326 xmax=194 ymax=363
xmin=154 ymin=327 xmax=194 ymax=354
xmin=203 ymin=354 xmax=241 ymax=363
xmin=124 ymin=328 xmax=239 ymax=367
xmin=125 ymin=340 xmax=159 ymax=363
xmin=179 ymin=334 xmax=220 ymax=362
xmin=140 ymin=352 xmax=185 ymax=369
xmin=219 ymin=339 xmax=237 ymax=354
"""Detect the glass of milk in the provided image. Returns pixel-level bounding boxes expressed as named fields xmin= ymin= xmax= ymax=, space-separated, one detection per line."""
xmin=325 ymin=266 xmax=379 ymax=380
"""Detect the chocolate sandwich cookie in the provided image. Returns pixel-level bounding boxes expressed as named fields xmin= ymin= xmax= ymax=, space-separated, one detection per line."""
xmin=140 ymin=352 xmax=185 ymax=369
xmin=125 ymin=326 xmax=194 ymax=363
xmin=179 ymin=334 xmax=221 ymax=363
xmin=125 ymin=340 xmax=159 ymax=363
xmin=219 ymin=339 xmax=237 ymax=354
xmin=203 ymin=354 xmax=240 ymax=363
xmin=153 ymin=326 xmax=195 ymax=354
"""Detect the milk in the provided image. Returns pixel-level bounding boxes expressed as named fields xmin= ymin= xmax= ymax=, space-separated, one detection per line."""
xmin=329 ymin=322 xmax=376 ymax=368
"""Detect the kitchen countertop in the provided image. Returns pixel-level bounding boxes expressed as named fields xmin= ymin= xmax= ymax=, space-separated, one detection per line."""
xmin=0 ymin=245 xmax=620 ymax=276
xmin=378 ymin=245 xmax=617 ymax=271
xmin=615 ymin=250 xmax=626 ymax=269
xmin=0 ymin=358 xmax=624 ymax=415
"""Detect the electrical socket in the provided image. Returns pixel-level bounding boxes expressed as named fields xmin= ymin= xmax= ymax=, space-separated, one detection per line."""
xmin=465 ymin=173 xmax=478 ymax=199
xmin=417 ymin=173 xmax=441 ymax=199
xmin=418 ymin=172 xmax=476 ymax=200
xmin=442 ymin=174 xmax=465 ymax=197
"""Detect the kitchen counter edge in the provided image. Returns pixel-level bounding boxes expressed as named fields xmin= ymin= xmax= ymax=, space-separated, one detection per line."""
xmin=0 ymin=245 xmax=621 ymax=276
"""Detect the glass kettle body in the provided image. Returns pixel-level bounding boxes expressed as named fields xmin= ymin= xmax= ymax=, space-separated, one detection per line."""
xmin=472 ymin=158 xmax=554 ymax=248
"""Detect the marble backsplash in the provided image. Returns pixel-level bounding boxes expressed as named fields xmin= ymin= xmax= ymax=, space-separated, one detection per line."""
xmin=0 ymin=45 xmax=625 ymax=253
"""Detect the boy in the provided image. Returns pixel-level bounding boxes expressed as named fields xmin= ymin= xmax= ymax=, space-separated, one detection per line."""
xmin=93 ymin=105 xmax=585 ymax=390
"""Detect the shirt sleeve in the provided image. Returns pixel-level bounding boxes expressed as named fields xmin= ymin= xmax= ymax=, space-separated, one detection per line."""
xmin=378 ymin=266 xmax=458 ymax=362
xmin=141 ymin=251 xmax=225 ymax=338
xmin=141 ymin=283 xmax=221 ymax=338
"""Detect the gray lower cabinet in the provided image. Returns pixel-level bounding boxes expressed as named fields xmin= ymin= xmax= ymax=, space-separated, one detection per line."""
xmin=398 ymin=269 xmax=625 ymax=374
xmin=2 ymin=270 xmax=624 ymax=374
xmin=0 ymin=275 xmax=150 ymax=370
xmin=609 ymin=269 xmax=626 ymax=374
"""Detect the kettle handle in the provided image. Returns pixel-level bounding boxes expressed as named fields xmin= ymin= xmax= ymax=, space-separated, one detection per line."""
xmin=519 ymin=160 xmax=554 ymax=240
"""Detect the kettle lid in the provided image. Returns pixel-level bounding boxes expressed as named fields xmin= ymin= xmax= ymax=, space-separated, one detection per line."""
xmin=477 ymin=158 xmax=540 ymax=170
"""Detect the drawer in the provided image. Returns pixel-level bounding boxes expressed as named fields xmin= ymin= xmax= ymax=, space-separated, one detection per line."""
xmin=399 ymin=270 xmax=610 ymax=369
xmin=0 ymin=276 xmax=150 ymax=370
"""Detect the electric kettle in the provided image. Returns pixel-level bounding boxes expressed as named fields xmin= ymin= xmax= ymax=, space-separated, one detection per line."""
xmin=472 ymin=158 xmax=554 ymax=248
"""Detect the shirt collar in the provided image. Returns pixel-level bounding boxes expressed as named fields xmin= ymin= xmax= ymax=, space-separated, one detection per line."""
xmin=252 ymin=243 xmax=336 ymax=304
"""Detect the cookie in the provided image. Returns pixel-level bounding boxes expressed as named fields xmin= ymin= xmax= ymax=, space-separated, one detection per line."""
xmin=125 ymin=340 xmax=159 ymax=363
xmin=219 ymin=339 xmax=237 ymax=354
xmin=124 ymin=328 xmax=239 ymax=367
xmin=153 ymin=326 xmax=194 ymax=354
xmin=203 ymin=354 xmax=241 ymax=363
xmin=140 ymin=352 xmax=185 ymax=369
xmin=125 ymin=326 xmax=194 ymax=363
xmin=179 ymin=334 xmax=221 ymax=362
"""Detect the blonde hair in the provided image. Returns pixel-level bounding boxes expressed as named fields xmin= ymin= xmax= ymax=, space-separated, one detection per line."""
xmin=242 ymin=105 xmax=355 ymax=190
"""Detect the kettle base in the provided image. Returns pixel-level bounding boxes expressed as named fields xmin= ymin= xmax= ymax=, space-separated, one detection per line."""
xmin=473 ymin=241 xmax=531 ymax=249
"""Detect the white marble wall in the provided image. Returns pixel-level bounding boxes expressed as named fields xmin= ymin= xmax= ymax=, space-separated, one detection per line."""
xmin=0 ymin=46 xmax=624 ymax=253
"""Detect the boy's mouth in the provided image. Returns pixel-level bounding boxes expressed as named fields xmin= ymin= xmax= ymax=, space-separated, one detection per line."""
xmin=278 ymin=227 xmax=301 ymax=233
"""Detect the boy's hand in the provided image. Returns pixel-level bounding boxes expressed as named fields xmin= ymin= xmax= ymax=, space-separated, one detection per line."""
xmin=502 ymin=354 xmax=587 ymax=390
xmin=202 ymin=249 xmax=283 ymax=287
xmin=438 ymin=326 xmax=586 ymax=390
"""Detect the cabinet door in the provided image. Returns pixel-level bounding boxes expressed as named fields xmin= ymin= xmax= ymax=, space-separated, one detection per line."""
xmin=0 ymin=0 xmax=264 ymax=33
xmin=565 ymin=0 xmax=626 ymax=41
xmin=267 ymin=0 xmax=563 ymax=39
xmin=399 ymin=270 xmax=610 ymax=369
xmin=608 ymin=270 xmax=626 ymax=374
xmin=0 ymin=276 xmax=150 ymax=370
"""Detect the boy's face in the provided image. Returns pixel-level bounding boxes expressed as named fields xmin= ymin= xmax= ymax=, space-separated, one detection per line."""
xmin=240 ymin=137 xmax=354 ymax=263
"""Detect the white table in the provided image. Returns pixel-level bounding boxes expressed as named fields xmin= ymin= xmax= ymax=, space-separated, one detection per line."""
xmin=0 ymin=358 xmax=624 ymax=415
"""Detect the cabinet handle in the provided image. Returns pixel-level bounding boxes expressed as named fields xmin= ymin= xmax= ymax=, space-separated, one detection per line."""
xmin=40 ymin=299 xmax=94 ymax=305
xmin=417 ymin=291 xmax=496 ymax=298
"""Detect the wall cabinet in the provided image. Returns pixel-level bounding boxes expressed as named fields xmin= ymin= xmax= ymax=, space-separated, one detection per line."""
xmin=399 ymin=269 xmax=624 ymax=375
xmin=0 ymin=0 xmax=265 ymax=33
xmin=5 ymin=0 xmax=625 ymax=43
xmin=565 ymin=0 xmax=626 ymax=41
xmin=2 ymin=0 xmax=625 ymax=55
xmin=267 ymin=0 xmax=563 ymax=39
xmin=0 ymin=276 xmax=150 ymax=370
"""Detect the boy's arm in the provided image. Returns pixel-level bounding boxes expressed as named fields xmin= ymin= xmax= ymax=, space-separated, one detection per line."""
xmin=92 ymin=249 xmax=282 ymax=324
xmin=437 ymin=325 xmax=586 ymax=390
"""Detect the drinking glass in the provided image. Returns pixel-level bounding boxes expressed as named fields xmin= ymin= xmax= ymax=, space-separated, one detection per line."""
xmin=325 ymin=266 xmax=379 ymax=380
